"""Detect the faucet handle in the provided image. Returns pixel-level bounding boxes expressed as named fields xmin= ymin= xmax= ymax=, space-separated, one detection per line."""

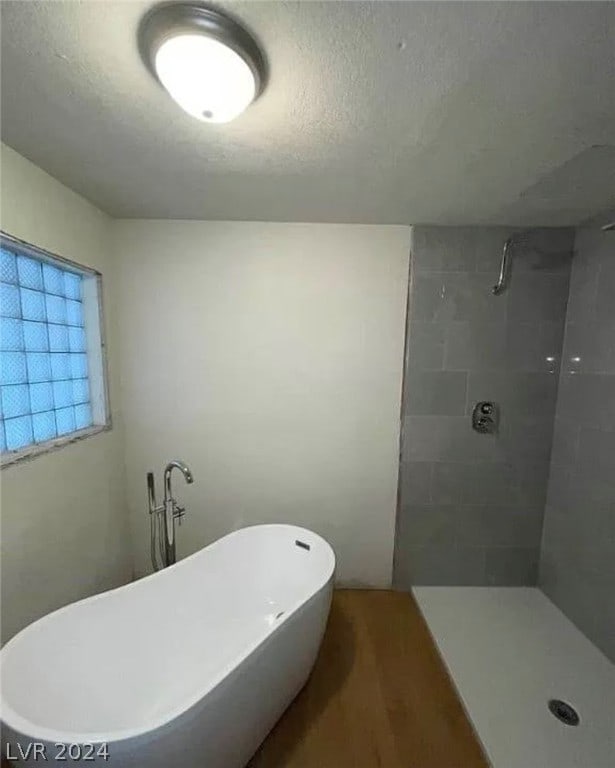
xmin=173 ymin=504 xmax=186 ymax=525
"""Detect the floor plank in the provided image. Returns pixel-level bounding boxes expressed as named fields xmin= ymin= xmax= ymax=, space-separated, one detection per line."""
xmin=248 ymin=589 xmax=489 ymax=768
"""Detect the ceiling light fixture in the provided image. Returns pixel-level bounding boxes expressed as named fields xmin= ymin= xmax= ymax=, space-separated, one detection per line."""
xmin=138 ymin=3 xmax=266 ymax=124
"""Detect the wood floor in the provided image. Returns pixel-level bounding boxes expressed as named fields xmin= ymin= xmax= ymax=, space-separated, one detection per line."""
xmin=248 ymin=589 xmax=488 ymax=768
xmin=1 ymin=590 xmax=487 ymax=768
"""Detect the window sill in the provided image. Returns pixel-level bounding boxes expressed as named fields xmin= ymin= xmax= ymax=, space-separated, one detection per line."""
xmin=0 ymin=423 xmax=111 ymax=469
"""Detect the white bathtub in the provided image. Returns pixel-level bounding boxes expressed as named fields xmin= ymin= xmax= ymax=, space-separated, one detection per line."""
xmin=1 ymin=524 xmax=335 ymax=766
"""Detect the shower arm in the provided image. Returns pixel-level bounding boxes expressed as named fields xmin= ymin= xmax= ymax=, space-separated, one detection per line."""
xmin=492 ymin=238 xmax=514 ymax=295
xmin=493 ymin=224 xmax=611 ymax=296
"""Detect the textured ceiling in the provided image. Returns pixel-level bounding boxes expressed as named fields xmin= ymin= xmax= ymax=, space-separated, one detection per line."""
xmin=1 ymin=0 xmax=614 ymax=225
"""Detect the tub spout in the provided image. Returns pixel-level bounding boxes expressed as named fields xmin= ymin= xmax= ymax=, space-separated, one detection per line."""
xmin=164 ymin=459 xmax=194 ymax=490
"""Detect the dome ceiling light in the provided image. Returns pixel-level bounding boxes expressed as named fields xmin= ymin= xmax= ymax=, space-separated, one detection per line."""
xmin=138 ymin=3 xmax=266 ymax=123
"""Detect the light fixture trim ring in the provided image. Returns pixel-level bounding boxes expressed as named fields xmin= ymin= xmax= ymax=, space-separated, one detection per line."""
xmin=138 ymin=3 xmax=267 ymax=100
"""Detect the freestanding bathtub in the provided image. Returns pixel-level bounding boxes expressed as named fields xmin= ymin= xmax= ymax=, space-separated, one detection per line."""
xmin=1 ymin=524 xmax=335 ymax=766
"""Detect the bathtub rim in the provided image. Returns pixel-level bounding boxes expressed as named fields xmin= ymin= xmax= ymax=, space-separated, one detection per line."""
xmin=0 ymin=523 xmax=335 ymax=746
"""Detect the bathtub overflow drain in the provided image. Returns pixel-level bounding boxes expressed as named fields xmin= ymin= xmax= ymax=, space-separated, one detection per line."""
xmin=548 ymin=699 xmax=580 ymax=726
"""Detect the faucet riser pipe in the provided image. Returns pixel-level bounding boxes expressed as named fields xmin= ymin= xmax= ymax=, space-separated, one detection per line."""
xmin=164 ymin=502 xmax=176 ymax=567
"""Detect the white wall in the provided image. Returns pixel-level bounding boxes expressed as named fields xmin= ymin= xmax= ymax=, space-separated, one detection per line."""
xmin=112 ymin=221 xmax=409 ymax=587
xmin=0 ymin=144 xmax=132 ymax=643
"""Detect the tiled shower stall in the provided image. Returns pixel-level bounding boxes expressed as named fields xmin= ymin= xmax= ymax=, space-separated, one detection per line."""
xmin=394 ymin=225 xmax=615 ymax=664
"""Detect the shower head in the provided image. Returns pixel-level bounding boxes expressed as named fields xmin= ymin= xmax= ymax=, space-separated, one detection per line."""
xmin=601 ymin=222 xmax=615 ymax=231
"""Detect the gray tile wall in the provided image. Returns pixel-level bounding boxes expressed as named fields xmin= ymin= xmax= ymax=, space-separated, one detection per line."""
xmin=539 ymin=228 xmax=615 ymax=663
xmin=394 ymin=226 xmax=574 ymax=587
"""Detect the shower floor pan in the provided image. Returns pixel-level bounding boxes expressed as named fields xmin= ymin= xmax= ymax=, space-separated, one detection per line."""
xmin=413 ymin=587 xmax=615 ymax=768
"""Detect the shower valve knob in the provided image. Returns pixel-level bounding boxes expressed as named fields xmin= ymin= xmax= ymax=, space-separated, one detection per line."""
xmin=472 ymin=401 xmax=499 ymax=434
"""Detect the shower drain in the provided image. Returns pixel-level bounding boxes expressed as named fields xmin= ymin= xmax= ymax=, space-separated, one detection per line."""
xmin=548 ymin=699 xmax=580 ymax=726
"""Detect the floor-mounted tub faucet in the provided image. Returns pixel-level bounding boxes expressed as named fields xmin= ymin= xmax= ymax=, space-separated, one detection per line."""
xmin=147 ymin=460 xmax=194 ymax=571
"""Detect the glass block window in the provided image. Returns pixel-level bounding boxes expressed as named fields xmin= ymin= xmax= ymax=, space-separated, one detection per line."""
xmin=0 ymin=235 xmax=109 ymax=463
